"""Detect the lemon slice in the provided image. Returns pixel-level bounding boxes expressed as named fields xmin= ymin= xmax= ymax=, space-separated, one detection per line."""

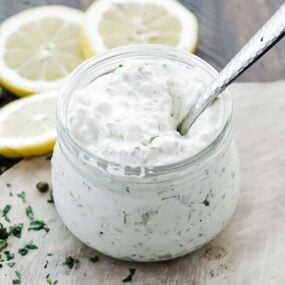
xmin=81 ymin=0 xmax=199 ymax=57
xmin=0 ymin=91 xmax=57 ymax=157
xmin=0 ymin=6 xmax=84 ymax=97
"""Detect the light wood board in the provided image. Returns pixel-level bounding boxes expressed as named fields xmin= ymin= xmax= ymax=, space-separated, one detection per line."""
xmin=1 ymin=81 xmax=285 ymax=284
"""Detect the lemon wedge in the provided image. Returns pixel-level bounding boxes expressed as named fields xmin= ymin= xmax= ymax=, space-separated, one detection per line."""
xmin=0 ymin=6 xmax=85 ymax=97
xmin=81 ymin=0 xmax=199 ymax=58
xmin=0 ymin=91 xmax=57 ymax=157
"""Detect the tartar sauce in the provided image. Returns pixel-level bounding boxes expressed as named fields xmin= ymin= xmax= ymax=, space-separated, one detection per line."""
xmin=68 ymin=59 xmax=223 ymax=169
xmin=52 ymin=50 xmax=239 ymax=262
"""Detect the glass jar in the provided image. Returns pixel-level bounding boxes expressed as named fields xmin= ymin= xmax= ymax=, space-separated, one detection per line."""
xmin=52 ymin=45 xmax=240 ymax=262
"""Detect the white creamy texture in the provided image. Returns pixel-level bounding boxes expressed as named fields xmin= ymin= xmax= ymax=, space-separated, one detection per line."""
xmin=68 ymin=59 xmax=223 ymax=168
xmin=52 ymin=56 xmax=240 ymax=262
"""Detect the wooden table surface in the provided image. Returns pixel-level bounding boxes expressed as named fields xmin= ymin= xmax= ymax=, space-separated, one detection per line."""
xmin=0 ymin=0 xmax=284 ymax=170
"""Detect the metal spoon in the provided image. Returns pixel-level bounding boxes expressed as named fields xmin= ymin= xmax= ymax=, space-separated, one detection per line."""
xmin=178 ymin=4 xmax=285 ymax=135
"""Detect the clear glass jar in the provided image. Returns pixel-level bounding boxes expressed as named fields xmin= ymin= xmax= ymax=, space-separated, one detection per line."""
xmin=51 ymin=45 xmax=240 ymax=262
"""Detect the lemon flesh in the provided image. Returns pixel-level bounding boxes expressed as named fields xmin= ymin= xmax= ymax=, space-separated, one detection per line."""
xmin=0 ymin=91 xmax=57 ymax=157
xmin=0 ymin=6 xmax=85 ymax=96
xmin=81 ymin=0 xmax=198 ymax=57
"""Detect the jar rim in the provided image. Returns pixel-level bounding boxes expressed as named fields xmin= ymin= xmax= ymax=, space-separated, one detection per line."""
xmin=57 ymin=44 xmax=232 ymax=176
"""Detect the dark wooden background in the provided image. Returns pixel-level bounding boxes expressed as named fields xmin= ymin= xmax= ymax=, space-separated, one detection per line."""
xmin=0 ymin=0 xmax=284 ymax=172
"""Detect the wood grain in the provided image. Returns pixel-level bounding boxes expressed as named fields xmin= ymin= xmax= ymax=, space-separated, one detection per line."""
xmin=1 ymin=81 xmax=285 ymax=284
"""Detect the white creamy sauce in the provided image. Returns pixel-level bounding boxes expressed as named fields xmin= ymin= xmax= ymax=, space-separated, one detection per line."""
xmin=68 ymin=60 xmax=223 ymax=168
xmin=52 ymin=57 xmax=239 ymax=262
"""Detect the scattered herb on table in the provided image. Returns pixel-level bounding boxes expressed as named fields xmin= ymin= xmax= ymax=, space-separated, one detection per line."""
xmin=63 ymin=256 xmax=79 ymax=269
xmin=46 ymin=273 xmax=58 ymax=285
xmin=0 ymin=239 xmax=7 ymax=252
xmin=9 ymin=192 xmax=13 ymax=197
xmin=122 ymin=268 xmax=136 ymax=283
xmin=118 ymin=64 xmax=124 ymax=68
xmin=36 ymin=181 xmax=49 ymax=193
xmin=12 ymin=271 xmax=21 ymax=284
xmin=25 ymin=206 xmax=34 ymax=221
xmin=4 ymin=250 xmax=14 ymax=261
xmin=47 ymin=194 xmax=54 ymax=204
xmin=6 ymin=183 xmax=11 ymax=188
xmin=2 ymin=204 xmax=11 ymax=222
xmin=9 ymin=223 xmax=24 ymax=238
xmin=17 ymin=191 xmax=26 ymax=203
xmin=7 ymin=261 xmax=15 ymax=268
xmin=0 ymin=263 xmax=2 ymax=268
xmin=28 ymin=220 xmax=49 ymax=232
xmin=0 ymin=223 xmax=9 ymax=240
xmin=44 ymin=260 xmax=49 ymax=269
xmin=18 ymin=240 xmax=38 ymax=256
xmin=47 ymin=253 xmax=53 ymax=256
xmin=89 ymin=256 xmax=99 ymax=263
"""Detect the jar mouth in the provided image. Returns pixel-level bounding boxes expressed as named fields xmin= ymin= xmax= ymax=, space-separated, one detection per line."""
xmin=57 ymin=44 xmax=232 ymax=176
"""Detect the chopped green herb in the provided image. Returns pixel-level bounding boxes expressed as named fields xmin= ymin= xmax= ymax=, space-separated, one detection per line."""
xmin=44 ymin=260 xmax=49 ymax=269
xmin=18 ymin=248 xmax=28 ymax=256
xmin=2 ymin=204 xmax=11 ymax=222
xmin=118 ymin=64 xmax=124 ymax=68
xmin=9 ymin=192 xmax=13 ymax=197
xmin=13 ymin=271 xmax=21 ymax=284
xmin=63 ymin=256 xmax=79 ymax=269
xmin=17 ymin=191 xmax=26 ymax=203
xmin=0 ymin=223 xmax=9 ymax=240
xmin=4 ymin=250 xmax=14 ymax=261
xmin=89 ymin=256 xmax=99 ymax=263
xmin=47 ymin=194 xmax=54 ymax=204
xmin=25 ymin=240 xmax=38 ymax=250
xmin=28 ymin=220 xmax=49 ymax=232
xmin=6 ymin=183 xmax=11 ymax=187
xmin=25 ymin=206 xmax=34 ymax=221
xmin=46 ymin=273 xmax=58 ymax=285
xmin=0 ymin=263 xmax=2 ymax=268
xmin=9 ymin=223 xmax=24 ymax=238
xmin=18 ymin=240 xmax=38 ymax=256
xmin=7 ymin=261 xmax=16 ymax=268
xmin=47 ymin=253 xmax=53 ymax=256
xmin=122 ymin=268 xmax=136 ymax=283
xmin=0 ymin=239 xmax=8 ymax=252
xmin=36 ymin=181 xmax=49 ymax=193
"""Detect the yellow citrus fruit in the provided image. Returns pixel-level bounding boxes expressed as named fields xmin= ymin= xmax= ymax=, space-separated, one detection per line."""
xmin=0 ymin=91 xmax=57 ymax=157
xmin=0 ymin=6 xmax=85 ymax=96
xmin=81 ymin=0 xmax=199 ymax=58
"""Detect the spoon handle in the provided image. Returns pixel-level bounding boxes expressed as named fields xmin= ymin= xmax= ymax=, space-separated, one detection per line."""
xmin=179 ymin=4 xmax=285 ymax=135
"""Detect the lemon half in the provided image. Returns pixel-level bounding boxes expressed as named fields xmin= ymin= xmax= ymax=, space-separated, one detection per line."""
xmin=81 ymin=0 xmax=199 ymax=58
xmin=0 ymin=91 xmax=57 ymax=157
xmin=0 ymin=6 xmax=85 ymax=96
